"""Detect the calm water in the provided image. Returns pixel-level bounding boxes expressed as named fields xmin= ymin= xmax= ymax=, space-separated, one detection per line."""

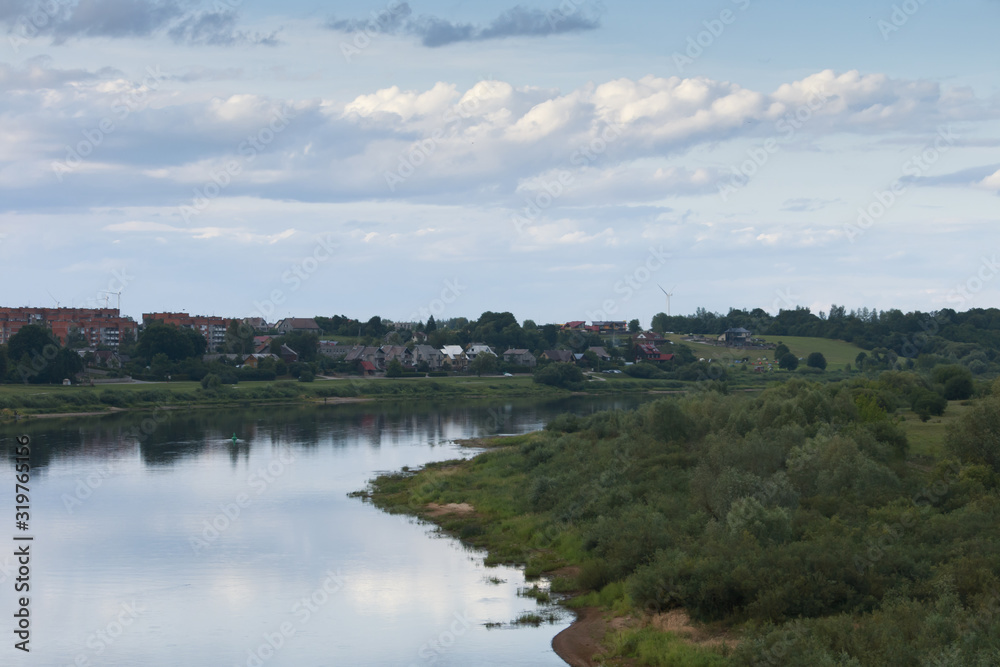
xmin=0 ymin=396 xmax=649 ymax=666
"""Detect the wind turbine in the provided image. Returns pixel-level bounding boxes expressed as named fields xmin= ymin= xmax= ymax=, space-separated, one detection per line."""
xmin=658 ymin=285 xmax=675 ymax=317
xmin=99 ymin=290 xmax=122 ymax=312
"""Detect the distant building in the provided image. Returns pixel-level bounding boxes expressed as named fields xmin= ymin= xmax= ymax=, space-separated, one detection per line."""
xmin=144 ymin=312 xmax=232 ymax=352
xmin=591 ymin=321 xmax=627 ymax=334
xmin=274 ymin=318 xmax=321 ymax=334
xmin=413 ymin=345 xmax=445 ymax=370
xmin=503 ymin=349 xmax=537 ymax=367
xmin=635 ymin=344 xmax=674 ymax=362
xmin=587 ymin=346 xmax=612 ymax=361
xmin=464 ymin=343 xmax=496 ymax=360
xmin=723 ymin=328 xmax=752 ymax=347
xmin=542 ymin=350 xmax=575 ymax=363
xmin=0 ymin=306 xmax=137 ymax=349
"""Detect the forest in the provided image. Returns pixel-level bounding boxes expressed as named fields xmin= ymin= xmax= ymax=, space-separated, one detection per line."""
xmin=366 ymin=373 xmax=1000 ymax=665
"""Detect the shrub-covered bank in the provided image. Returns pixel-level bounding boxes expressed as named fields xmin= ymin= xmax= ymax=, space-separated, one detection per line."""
xmin=362 ymin=377 xmax=1000 ymax=665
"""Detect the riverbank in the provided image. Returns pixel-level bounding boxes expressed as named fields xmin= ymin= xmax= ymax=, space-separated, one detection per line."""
xmin=359 ymin=429 xmax=733 ymax=666
xmin=0 ymin=374 xmax=713 ymax=421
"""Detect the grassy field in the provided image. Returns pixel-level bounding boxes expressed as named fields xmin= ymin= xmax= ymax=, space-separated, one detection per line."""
xmin=897 ymin=400 xmax=972 ymax=459
xmin=752 ymin=335 xmax=864 ymax=368
xmin=661 ymin=334 xmax=865 ymax=369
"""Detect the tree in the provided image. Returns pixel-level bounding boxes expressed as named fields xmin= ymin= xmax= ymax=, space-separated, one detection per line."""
xmin=773 ymin=343 xmax=790 ymax=362
xmin=136 ymin=322 xmax=203 ymax=363
xmin=779 ymin=353 xmax=799 ymax=371
xmin=225 ymin=319 xmax=254 ymax=355
xmin=533 ymin=362 xmax=584 ymax=388
xmin=273 ymin=332 xmax=319 ymax=362
xmin=386 ymin=359 xmax=403 ymax=378
xmin=855 ymin=352 xmax=868 ymax=371
xmin=947 ymin=397 xmax=1000 ymax=470
xmin=425 ymin=316 xmax=437 ymax=333
xmin=201 ymin=373 xmax=221 ymax=389
xmin=470 ymin=352 xmax=498 ymax=377
xmin=806 ymin=352 xmax=828 ymax=370
xmin=628 ymin=319 xmax=641 ymax=333
xmin=7 ymin=325 xmax=82 ymax=384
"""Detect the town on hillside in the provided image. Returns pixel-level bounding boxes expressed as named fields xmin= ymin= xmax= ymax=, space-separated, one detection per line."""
xmin=0 ymin=306 xmax=786 ymax=383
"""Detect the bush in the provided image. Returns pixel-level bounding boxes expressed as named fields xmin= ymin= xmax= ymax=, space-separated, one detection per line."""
xmin=533 ymin=362 xmax=583 ymax=388
xmin=298 ymin=370 xmax=315 ymax=382
xmin=201 ymin=373 xmax=221 ymax=389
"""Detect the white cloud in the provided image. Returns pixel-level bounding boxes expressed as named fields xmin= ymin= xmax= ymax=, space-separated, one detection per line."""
xmin=977 ymin=169 xmax=1000 ymax=191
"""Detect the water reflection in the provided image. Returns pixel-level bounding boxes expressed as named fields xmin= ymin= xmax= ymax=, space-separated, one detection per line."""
xmin=0 ymin=395 xmax=651 ymax=667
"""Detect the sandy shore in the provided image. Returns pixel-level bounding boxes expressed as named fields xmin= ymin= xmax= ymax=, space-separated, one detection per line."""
xmin=552 ymin=607 xmax=607 ymax=667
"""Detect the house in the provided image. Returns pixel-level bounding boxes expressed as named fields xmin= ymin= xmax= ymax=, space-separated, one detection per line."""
xmin=413 ymin=344 xmax=445 ymax=370
xmin=359 ymin=361 xmax=378 ymax=376
xmin=202 ymin=353 xmax=242 ymax=363
xmin=723 ymin=328 xmax=753 ymax=347
xmin=253 ymin=336 xmax=273 ymax=353
xmin=274 ymin=318 xmax=321 ymax=334
xmin=587 ymin=346 xmax=612 ymax=361
xmin=464 ymin=343 xmax=496 ymax=360
xmin=279 ymin=344 xmax=299 ymax=364
xmin=382 ymin=345 xmax=413 ymax=367
xmin=243 ymin=317 xmax=270 ymax=332
xmin=503 ymin=349 xmax=537 ymax=367
xmin=94 ymin=350 xmax=122 ymax=368
xmin=561 ymin=321 xmax=586 ymax=331
xmin=242 ymin=353 xmax=278 ymax=368
xmin=635 ymin=343 xmax=674 ymax=362
xmin=592 ymin=321 xmax=627 ymax=334
xmin=440 ymin=345 xmax=466 ymax=370
xmin=542 ymin=350 xmax=575 ymax=363
xmin=319 ymin=341 xmax=351 ymax=359
xmin=633 ymin=331 xmax=668 ymax=346
xmin=346 ymin=346 xmax=384 ymax=369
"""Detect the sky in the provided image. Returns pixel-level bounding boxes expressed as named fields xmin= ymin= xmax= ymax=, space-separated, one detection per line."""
xmin=0 ymin=0 xmax=998 ymax=326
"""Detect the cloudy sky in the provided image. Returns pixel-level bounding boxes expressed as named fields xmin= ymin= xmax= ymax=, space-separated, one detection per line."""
xmin=0 ymin=0 xmax=997 ymax=326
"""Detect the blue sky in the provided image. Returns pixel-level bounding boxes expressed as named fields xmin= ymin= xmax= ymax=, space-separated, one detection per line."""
xmin=0 ymin=0 xmax=997 ymax=326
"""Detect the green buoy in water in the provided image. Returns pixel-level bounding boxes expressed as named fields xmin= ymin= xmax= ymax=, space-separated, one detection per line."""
xmin=231 ymin=433 xmax=238 ymax=443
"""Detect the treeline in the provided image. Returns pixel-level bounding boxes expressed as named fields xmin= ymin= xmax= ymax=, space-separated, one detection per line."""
xmin=653 ymin=306 xmax=1000 ymax=374
xmin=369 ymin=375 xmax=1000 ymax=664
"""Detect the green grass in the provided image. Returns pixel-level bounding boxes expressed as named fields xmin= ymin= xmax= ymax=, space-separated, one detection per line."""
xmin=661 ymin=334 xmax=865 ymax=369
xmin=754 ymin=335 xmax=865 ymax=368
xmin=898 ymin=400 xmax=972 ymax=459
xmin=602 ymin=627 xmax=731 ymax=666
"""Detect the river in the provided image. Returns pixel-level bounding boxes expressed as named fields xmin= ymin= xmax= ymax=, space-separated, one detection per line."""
xmin=1 ymin=395 xmax=650 ymax=666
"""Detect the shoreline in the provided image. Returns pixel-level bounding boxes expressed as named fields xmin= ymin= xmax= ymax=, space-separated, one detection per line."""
xmin=9 ymin=396 xmax=373 ymax=421
xmin=551 ymin=607 xmax=607 ymax=667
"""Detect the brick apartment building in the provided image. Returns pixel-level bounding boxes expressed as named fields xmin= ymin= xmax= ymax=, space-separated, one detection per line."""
xmin=142 ymin=312 xmax=234 ymax=351
xmin=0 ymin=307 xmax=138 ymax=349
